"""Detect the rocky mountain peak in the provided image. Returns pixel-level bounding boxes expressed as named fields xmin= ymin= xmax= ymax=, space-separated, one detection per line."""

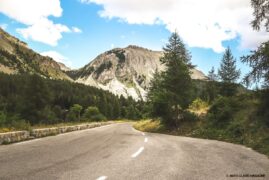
xmin=72 ymin=45 xmax=207 ymax=101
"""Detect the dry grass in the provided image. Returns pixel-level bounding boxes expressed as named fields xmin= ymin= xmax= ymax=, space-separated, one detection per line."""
xmin=133 ymin=119 xmax=162 ymax=132
xmin=0 ymin=128 xmax=12 ymax=133
xmin=188 ymin=98 xmax=209 ymax=116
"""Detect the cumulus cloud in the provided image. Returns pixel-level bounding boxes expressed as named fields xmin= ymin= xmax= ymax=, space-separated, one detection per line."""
xmin=41 ymin=51 xmax=72 ymax=67
xmin=17 ymin=18 xmax=70 ymax=46
xmin=0 ymin=0 xmax=80 ymax=46
xmin=81 ymin=0 xmax=269 ymax=52
xmin=72 ymin=27 xmax=82 ymax=33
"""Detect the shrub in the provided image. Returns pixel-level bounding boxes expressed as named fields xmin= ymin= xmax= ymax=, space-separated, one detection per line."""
xmin=182 ymin=110 xmax=198 ymax=122
xmin=207 ymin=96 xmax=240 ymax=127
xmin=188 ymin=98 xmax=209 ymax=116
xmin=133 ymin=119 xmax=162 ymax=132
xmin=90 ymin=114 xmax=107 ymax=121
xmin=38 ymin=106 xmax=57 ymax=124
xmin=7 ymin=114 xmax=31 ymax=131
xmin=66 ymin=111 xmax=77 ymax=121
xmin=70 ymin=104 xmax=83 ymax=121
xmin=83 ymin=106 xmax=106 ymax=121
xmin=11 ymin=119 xmax=31 ymax=131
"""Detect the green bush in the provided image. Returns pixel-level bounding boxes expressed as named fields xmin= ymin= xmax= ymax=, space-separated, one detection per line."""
xmin=38 ymin=106 xmax=57 ymax=124
xmin=182 ymin=110 xmax=198 ymax=122
xmin=7 ymin=114 xmax=31 ymax=131
xmin=89 ymin=114 xmax=107 ymax=121
xmin=207 ymin=96 xmax=240 ymax=127
xmin=83 ymin=106 xmax=106 ymax=121
xmin=66 ymin=111 xmax=77 ymax=121
xmin=11 ymin=119 xmax=31 ymax=131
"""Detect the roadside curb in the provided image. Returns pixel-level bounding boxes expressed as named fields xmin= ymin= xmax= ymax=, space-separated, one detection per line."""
xmin=0 ymin=121 xmax=113 ymax=145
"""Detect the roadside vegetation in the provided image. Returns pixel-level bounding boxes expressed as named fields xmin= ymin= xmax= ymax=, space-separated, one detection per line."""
xmin=135 ymin=92 xmax=269 ymax=156
xmin=135 ymin=1 xmax=269 ymax=156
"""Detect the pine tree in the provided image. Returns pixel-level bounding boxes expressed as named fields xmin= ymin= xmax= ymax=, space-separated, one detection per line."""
xmin=218 ymin=47 xmax=240 ymax=96
xmin=148 ymin=32 xmax=193 ymax=127
xmin=218 ymin=47 xmax=240 ymax=83
xmin=208 ymin=67 xmax=218 ymax=81
xmin=251 ymin=0 xmax=269 ymax=31
xmin=241 ymin=41 xmax=269 ymax=88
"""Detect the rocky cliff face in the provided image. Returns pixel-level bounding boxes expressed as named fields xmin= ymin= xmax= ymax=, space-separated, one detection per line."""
xmin=0 ymin=28 xmax=71 ymax=80
xmin=57 ymin=62 xmax=71 ymax=71
xmin=71 ymin=45 xmax=207 ymax=100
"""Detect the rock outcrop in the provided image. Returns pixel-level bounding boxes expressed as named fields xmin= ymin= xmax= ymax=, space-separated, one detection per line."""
xmin=71 ymin=45 xmax=207 ymax=100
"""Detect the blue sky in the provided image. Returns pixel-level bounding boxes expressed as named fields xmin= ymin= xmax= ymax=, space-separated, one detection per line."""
xmin=0 ymin=0 xmax=268 ymax=79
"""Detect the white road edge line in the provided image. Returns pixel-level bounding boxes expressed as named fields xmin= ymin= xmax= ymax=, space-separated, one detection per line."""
xmin=131 ymin=147 xmax=144 ymax=158
xmin=14 ymin=138 xmax=42 ymax=145
xmin=96 ymin=176 xmax=107 ymax=180
xmin=144 ymin=137 xmax=148 ymax=143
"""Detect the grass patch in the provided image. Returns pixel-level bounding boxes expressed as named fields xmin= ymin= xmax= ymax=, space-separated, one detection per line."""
xmin=0 ymin=128 xmax=13 ymax=133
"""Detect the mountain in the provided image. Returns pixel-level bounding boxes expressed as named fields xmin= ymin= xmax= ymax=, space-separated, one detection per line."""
xmin=57 ymin=62 xmax=71 ymax=71
xmin=0 ymin=28 xmax=206 ymax=100
xmin=0 ymin=28 xmax=71 ymax=80
xmin=70 ymin=45 xmax=207 ymax=100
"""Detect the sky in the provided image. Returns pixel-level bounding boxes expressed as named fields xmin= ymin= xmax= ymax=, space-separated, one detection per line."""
xmin=0 ymin=0 xmax=269 ymax=79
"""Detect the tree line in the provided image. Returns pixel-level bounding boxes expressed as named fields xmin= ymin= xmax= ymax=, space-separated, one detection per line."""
xmin=0 ymin=73 xmax=143 ymax=128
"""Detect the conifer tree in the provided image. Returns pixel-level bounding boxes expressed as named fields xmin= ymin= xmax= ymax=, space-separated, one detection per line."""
xmin=218 ymin=47 xmax=240 ymax=83
xmin=148 ymin=32 xmax=193 ymax=127
xmin=218 ymin=47 xmax=240 ymax=96
xmin=208 ymin=67 xmax=218 ymax=81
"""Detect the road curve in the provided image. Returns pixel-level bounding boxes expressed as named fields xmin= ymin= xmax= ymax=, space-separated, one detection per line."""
xmin=0 ymin=123 xmax=268 ymax=180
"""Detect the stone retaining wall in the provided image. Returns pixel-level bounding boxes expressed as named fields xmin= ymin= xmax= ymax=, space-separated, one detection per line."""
xmin=0 ymin=131 xmax=30 ymax=144
xmin=0 ymin=122 xmax=112 ymax=145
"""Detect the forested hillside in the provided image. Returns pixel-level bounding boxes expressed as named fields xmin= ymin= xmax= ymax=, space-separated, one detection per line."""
xmin=0 ymin=73 xmax=142 ymax=130
xmin=0 ymin=28 xmax=71 ymax=80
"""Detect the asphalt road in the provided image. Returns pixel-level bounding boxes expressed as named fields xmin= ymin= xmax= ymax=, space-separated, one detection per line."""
xmin=0 ymin=123 xmax=268 ymax=180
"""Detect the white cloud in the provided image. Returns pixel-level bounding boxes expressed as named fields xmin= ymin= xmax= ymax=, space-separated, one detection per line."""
xmin=0 ymin=0 xmax=80 ymax=46
xmin=0 ymin=24 xmax=8 ymax=30
xmin=81 ymin=0 xmax=269 ymax=52
xmin=72 ymin=27 xmax=82 ymax=33
xmin=0 ymin=0 xmax=62 ymax=25
xmin=41 ymin=51 xmax=72 ymax=67
xmin=17 ymin=18 xmax=70 ymax=46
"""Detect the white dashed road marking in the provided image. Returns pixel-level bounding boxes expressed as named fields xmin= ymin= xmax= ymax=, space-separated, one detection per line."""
xmin=96 ymin=176 xmax=107 ymax=180
xmin=144 ymin=137 xmax=148 ymax=143
xmin=131 ymin=147 xmax=144 ymax=158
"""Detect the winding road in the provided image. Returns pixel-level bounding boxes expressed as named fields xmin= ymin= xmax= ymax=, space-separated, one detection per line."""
xmin=0 ymin=123 xmax=268 ymax=180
